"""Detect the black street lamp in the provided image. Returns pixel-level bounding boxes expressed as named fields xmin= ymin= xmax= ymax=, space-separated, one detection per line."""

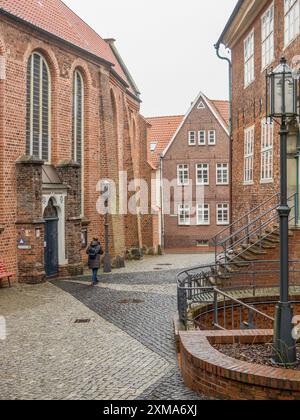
xmin=266 ymin=57 xmax=298 ymax=366
xmin=103 ymin=181 xmax=112 ymax=274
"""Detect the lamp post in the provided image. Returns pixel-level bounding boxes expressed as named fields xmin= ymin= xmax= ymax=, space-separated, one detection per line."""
xmin=103 ymin=181 xmax=112 ymax=273
xmin=266 ymin=57 xmax=297 ymax=366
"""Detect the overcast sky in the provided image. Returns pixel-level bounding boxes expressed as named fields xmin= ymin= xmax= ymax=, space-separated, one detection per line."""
xmin=64 ymin=0 xmax=237 ymax=117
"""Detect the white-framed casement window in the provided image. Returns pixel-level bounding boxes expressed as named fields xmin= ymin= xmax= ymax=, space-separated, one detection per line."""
xmin=261 ymin=4 xmax=274 ymax=69
xmin=196 ymin=164 xmax=209 ymax=185
xmin=217 ymin=204 xmax=230 ymax=225
xmin=216 ymin=163 xmax=229 ymax=185
xmin=150 ymin=142 xmax=157 ymax=152
xmin=26 ymin=52 xmax=51 ymax=162
xmin=244 ymin=30 xmax=255 ymax=87
xmin=178 ymin=204 xmax=191 ymax=226
xmin=261 ymin=118 xmax=274 ymax=182
xmin=208 ymin=130 xmax=216 ymax=145
xmin=177 ymin=164 xmax=189 ymax=186
xmin=188 ymin=131 xmax=196 ymax=146
xmin=197 ymin=204 xmax=210 ymax=225
xmin=244 ymin=126 xmax=255 ymax=184
xmin=198 ymin=130 xmax=206 ymax=146
xmin=284 ymin=0 xmax=300 ymax=46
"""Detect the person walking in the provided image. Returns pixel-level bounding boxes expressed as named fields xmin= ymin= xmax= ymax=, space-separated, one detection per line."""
xmin=86 ymin=238 xmax=103 ymax=286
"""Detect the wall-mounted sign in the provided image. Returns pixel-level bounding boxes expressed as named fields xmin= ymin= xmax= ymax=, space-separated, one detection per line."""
xmin=18 ymin=245 xmax=32 ymax=250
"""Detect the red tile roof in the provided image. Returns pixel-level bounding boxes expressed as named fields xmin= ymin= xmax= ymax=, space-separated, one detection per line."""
xmin=146 ymin=98 xmax=230 ymax=169
xmin=211 ymin=100 xmax=230 ymax=127
xmin=146 ymin=115 xmax=184 ymax=168
xmin=0 ymin=0 xmax=132 ymax=90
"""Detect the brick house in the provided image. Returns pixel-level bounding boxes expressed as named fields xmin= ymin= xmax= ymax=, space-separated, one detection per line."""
xmin=217 ymin=0 xmax=300 ymax=226
xmin=0 ymin=0 xmax=156 ymax=284
xmin=147 ymin=93 xmax=230 ymax=250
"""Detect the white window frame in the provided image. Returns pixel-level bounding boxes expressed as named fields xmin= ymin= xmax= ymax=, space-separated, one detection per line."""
xmin=217 ymin=204 xmax=230 ymax=226
xmin=198 ymin=130 xmax=206 ymax=146
xmin=261 ymin=3 xmax=274 ymax=70
xmin=216 ymin=163 xmax=229 ymax=185
xmin=150 ymin=142 xmax=157 ymax=152
xmin=208 ymin=130 xmax=216 ymax=145
xmin=178 ymin=204 xmax=191 ymax=226
xmin=27 ymin=52 xmax=51 ymax=163
xmin=284 ymin=0 xmax=300 ymax=47
xmin=261 ymin=118 xmax=274 ymax=183
xmin=196 ymin=163 xmax=210 ymax=186
xmin=244 ymin=30 xmax=255 ymax=87
xmin=244 ymin=126 xmax=255 ymax=184
xmin=177 ymin=164 xmax=189 ymax=186
xmin=188 ymin=131 xmax=196 ymax=146
xmin=197 ymin=204 xmax=210 ymax=225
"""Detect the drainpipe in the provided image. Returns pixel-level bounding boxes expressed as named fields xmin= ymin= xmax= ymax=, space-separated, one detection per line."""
xmin=160 ymin=154 xmax=165 ymax=251
xmin=214 ymin=43 xmax=233 ymax=225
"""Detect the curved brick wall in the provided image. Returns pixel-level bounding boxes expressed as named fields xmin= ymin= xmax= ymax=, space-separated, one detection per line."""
xmin=179 ymin=330 xmax=300 ymax=400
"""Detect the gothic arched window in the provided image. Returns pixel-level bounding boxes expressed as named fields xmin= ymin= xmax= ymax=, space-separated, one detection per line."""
xmin=73 ymin=70 xmax=84 ymax=164
xmin=26 ymin=52 xmax=51 ymax=161
xmin=72 ymin=70 xmax=84 ymax=215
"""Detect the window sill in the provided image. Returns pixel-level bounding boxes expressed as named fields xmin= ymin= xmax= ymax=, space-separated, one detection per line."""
xmin=243 ymin=181 xmax=254 ymax=186
xmin=283 ymin=33 xmax=300 ymax=52
xmin=261 ymin=57 xmax=275 ymax=74
xmin=244 ymin=79 xmax=255 ymax=90
xmin=217 ymin=223 xmax=230 ymax=226
xmin=260 ymin=179 xmax=274 ymax=184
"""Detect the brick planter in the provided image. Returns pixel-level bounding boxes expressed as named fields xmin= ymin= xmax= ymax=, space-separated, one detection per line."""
xmin=179 ymin=330 xmax=300 ymax=400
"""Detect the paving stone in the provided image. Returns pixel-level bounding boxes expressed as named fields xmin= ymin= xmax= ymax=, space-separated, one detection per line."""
xmin=0 ymin=255 xmax=213 ymax=400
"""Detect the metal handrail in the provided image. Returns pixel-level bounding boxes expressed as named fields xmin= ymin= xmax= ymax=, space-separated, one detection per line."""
xmin=214 ymin=193 xmax=297 ymax=264
xmin=213 ymin=288 xmax=275 ymax=321
xmin=177 ymin=259 xmax=300 ymax=327
xmin=211 ymin=192 xmax=280 ymax=245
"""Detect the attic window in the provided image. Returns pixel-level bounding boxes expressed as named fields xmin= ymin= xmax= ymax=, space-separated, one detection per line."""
xmin=197 ymin=101 xmax=205 ymax=109
xmin=150 ymin=142 xmax=157 ymax=152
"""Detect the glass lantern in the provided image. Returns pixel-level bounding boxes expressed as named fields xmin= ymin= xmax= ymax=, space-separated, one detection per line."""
xmin=266 ymin=57 xmax=297 ymax=118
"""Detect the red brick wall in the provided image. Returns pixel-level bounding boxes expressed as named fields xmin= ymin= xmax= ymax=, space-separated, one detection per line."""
xmin=179 ymin=330 xmax=300 ymax=400
xmin=163 ymin=100 xmax=230 ymax=248
xmin=0 ymin=14 xmax=155 ymax=279
xmin=230 ymin=0 xmax=300 ymax=224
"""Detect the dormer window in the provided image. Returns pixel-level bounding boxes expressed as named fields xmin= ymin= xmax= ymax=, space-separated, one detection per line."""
xmin=150 ymin=142 xmax=157 ymax=152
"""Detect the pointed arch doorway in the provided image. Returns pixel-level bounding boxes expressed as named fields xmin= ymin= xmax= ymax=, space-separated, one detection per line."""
xmin=43 ymin=198 xmax=59 ymax=277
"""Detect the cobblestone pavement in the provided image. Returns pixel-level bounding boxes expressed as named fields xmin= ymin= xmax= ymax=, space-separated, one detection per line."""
xmin=0 ymin=254 xmax=213 ymax=400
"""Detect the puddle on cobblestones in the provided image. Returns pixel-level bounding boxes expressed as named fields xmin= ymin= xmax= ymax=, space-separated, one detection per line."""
xmin=117 ymin=299 xmax=144 ymax=305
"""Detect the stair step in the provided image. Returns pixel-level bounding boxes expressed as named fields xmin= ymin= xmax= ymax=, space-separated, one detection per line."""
xmin=241 ymin=244 xmax=267 ymax=255
xmin=237 ymin=252 xmax=258 ymax=262
xmin=263 ymin=236 xmax=280 ymax=244
xmin=220 ymin=264 xmax=240 ymax=273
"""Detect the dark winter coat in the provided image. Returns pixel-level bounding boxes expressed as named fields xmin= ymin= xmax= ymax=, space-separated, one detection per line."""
xmin=86 ymin=241 xmax=103 ymax=269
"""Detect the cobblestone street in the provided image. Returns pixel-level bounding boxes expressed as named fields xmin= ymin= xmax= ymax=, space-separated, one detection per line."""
xmin=0 ymin=254 xmax=213 ymax=400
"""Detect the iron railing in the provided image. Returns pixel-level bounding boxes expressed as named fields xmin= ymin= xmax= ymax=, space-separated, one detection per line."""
xmin=177 ymin=260 xmax=300 ymax=327
xmin=211 ymin=193 xmax=298 ymax=264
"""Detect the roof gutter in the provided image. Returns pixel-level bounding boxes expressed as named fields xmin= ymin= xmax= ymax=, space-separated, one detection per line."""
xmin=216 ymin=0 xmax=244 ymax=47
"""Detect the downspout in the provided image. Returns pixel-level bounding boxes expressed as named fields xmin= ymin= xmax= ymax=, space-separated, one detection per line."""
xmin=160 ymin=154 xmax=165 ymax=251
xmin=214 ymin=43 xmax=233 ymax=225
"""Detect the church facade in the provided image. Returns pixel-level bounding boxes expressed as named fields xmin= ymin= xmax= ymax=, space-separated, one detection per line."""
xmin=0 ymin=1 xmax=156 ymax=283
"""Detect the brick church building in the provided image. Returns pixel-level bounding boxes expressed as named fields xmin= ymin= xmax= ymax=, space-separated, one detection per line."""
xmin=0 ymin=0 xmax=156 ymax=284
